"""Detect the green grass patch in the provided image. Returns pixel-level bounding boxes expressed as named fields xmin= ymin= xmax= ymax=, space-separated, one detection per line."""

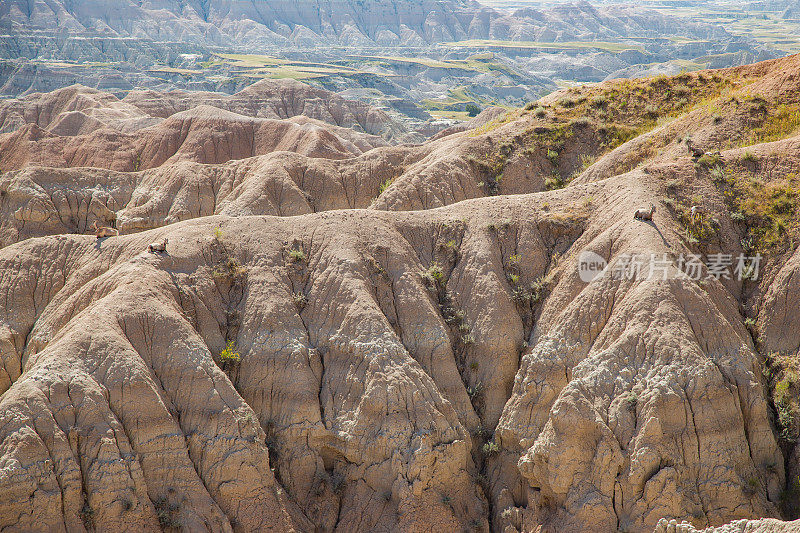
xmin=723 ymin=171 xmax=800 ymax=253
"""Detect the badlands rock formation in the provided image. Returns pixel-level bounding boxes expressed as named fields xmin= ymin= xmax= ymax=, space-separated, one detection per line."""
xmin=1 ymin=54 xmax=800 ymax=532
xmin=0 ymin=80 xmax=411 ymax=141
xmin=0 ymin=0 xmax=739 ymax=48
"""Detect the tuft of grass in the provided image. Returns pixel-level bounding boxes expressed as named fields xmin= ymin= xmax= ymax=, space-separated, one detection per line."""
xmin=377 ymin=178 xmax=394 ymax=196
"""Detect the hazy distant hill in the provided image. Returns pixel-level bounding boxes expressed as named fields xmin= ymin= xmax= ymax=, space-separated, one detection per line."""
xmin=0 ymin=0 xmax=752 ymax=50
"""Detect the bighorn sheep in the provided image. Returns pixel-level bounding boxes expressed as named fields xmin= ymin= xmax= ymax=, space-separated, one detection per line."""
xmin=91 ymin=221 xmax=119 ymax=238
xmin=634 ymin=204 xmax=656 ymax=221
xmin=685 ymin=139 xmax=704 ymax=159
xmin=690 ymin=205 xmax=703 ymax=222
xmin=148 ymin=238 xmax=168 ymax=253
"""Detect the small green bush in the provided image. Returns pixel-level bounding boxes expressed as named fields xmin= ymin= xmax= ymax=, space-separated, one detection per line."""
xmin=482 ymin=441 xmax=500 ymax=456
xmin=219 ymin=340 xmax=241 ymax=370
xmin=377 ymin=178 xmax=393 ymax=196
xmin=422 ymin=263 xmax=446 ymax=288
xmin=288 ymin=248 xmax=306 ymax=262
xmin=696 ymin=152 xmax=721 ymax=167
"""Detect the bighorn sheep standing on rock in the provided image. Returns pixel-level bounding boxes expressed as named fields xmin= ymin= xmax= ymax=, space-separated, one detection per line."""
xmin=91 ymin=221 xmax=119 ymax=238
xmin=634 ymin=204 xmax=656 ymax=221
xmin=148 ymin=238 xmax=168 ymax=253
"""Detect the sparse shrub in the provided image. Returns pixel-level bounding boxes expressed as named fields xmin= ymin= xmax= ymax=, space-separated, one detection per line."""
xmin=696 ymin=152 xmax=721 ymax=167
xmin=330 ymin=471 xmax=346 ymax=495
xmin=773 ymin=361 xmax=799 ymax=442
xmin=213 ymin=256 xmax=247 ymax=281
xmin=219 ymin=340 xmax=241 ymax=370
xmin=710 ymin=166 xmax=725 ymax=183
xmin=288 ymin=248 xmax=306 ymax=263
xmin=79 ymin=501 xmax=95 ymax=529
xmin=153 ymin=497 xmax=182 ymax=529
xmin=534 ymin=107 xmax=547 ymax=118
xmin=213 ymin=226 xmax=224 ymax=241
xmin=545 ymin=173 xmax=565 ymax=191
xmin=742 ymin=151 xmax=758 ymax=162
xmin=501 ymin=507 xmax=513 ymax=520
xmin=546 ymin=149 xmax=559 ymax=165
xmin=625 ymin=392 xmax=638 ymax=412
xmin=673 ymin=85 xmax=691 ymax=97
xmin=742 ymin=476 xmax=760 ymax=496
xmin=524 ymin=101 xmax=537 ymax=111
xmin=465 ymin=104 xmax=481 ymax=117
xmin=467 ymin=381 xmax=483 ymax=399
xmin=482 ymin=440 xmax=500 ymax=456
xmin=444 ymin=307 xmax=466 ymax=325
xmin=726 ymin=172 xmax=799 ymax=252
xmin=470 ymin=361 xmax=479 ymax=371
xmin=292 ymin=291 xmax=308 ymax=310
xmin=780 ymin=475 xmax=800 ymax=516
xmin=462 ymin=333 xmax=475 ymax=345
xmin=558 ymin=97 xmax=576 ymax=108
xmin=644 ymin=104 xmax=659 ymax=118
xmin=441 ymin=494 xmax=452 ymax=504
xmin=571 ymin=116 xmax=590 ymax=128
xmin=422 ymin=263 xmax=446 ymax=288
xmin=529 ymin=276 xmax=549 ymax=304
xmin=589 ymin=95 xmax=607 ymax=108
